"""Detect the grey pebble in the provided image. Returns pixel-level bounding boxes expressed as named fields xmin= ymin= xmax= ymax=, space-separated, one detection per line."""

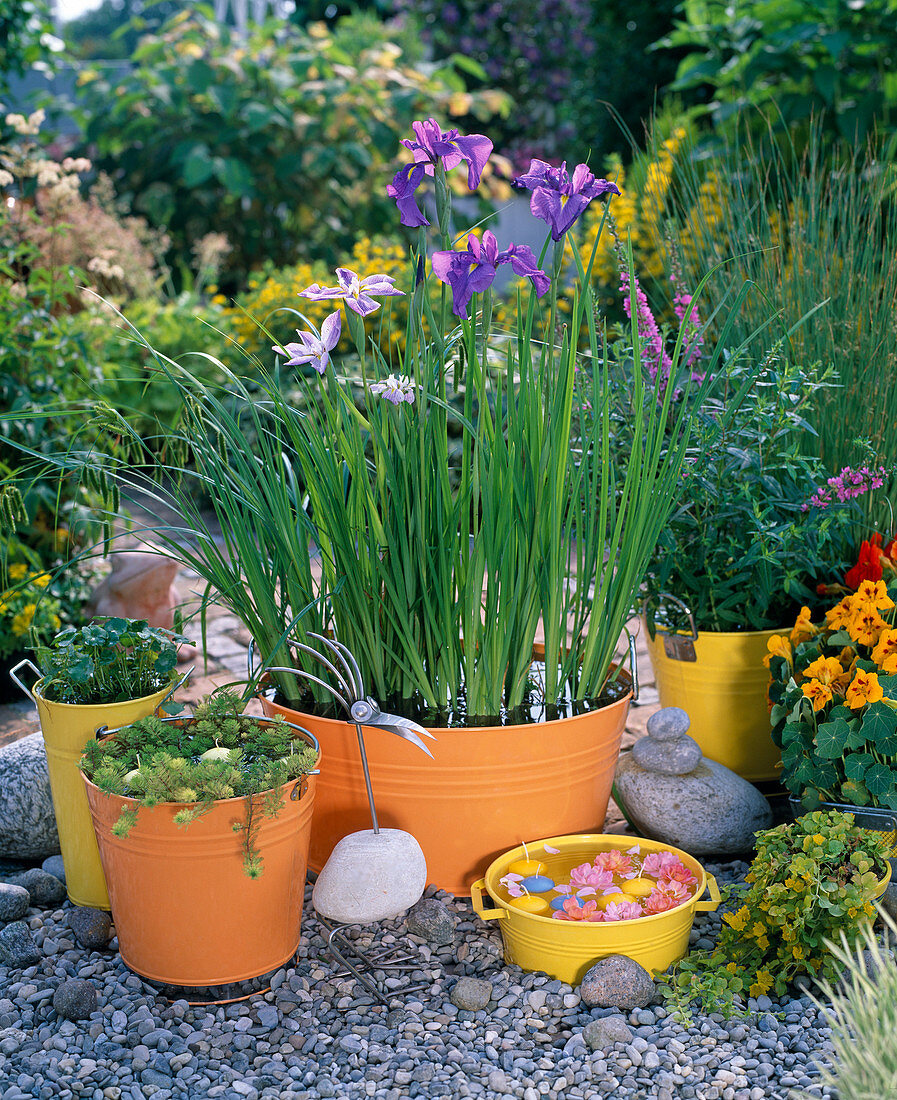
xmin=451 ymin=976 xmax=492 ymax=1011
xmin=69 ymin=907 xmax=113 ymax=950
xmin=406 ymin=897 xmax=456 ymax=944
xmin=3 ymin=868 xmax=66 ymax=906
xmin=583 ymin=1015 xmax=634 ymax=1050
xmin=0 ymin=882 xmax=30 ymax=924
xmin=41 ymin=855 xmax=66 ymax=884
xmin=52 ymin=978 xmax=97 ymax=1020
xmin=0 ymin=919 xmax=41 ymax=967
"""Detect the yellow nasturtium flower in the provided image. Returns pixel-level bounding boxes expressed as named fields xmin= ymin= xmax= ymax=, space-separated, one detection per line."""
xmin=763 ymin=633 xmax=792 ymax=669
xmin=855 ymin=579 xmax=895 ymax=612
xmin=802 ymin=656 xmax=844 ymax=686
xmin=847 ymin=606 xmax=888 ymax=647
xmin=801 ymin=678 xmax=834 ymax=713
xmin=845 ymin=669 xmax=884 ymax=710
xmin=872 ymin=628 xmax=897 ymax=672
xmin=826 ymin=595 xmax=857 ymax=630
xmin=790 ymin=606 xmax=818 ymax=645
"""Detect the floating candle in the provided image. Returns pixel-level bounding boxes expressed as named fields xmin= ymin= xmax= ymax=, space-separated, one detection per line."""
xmin=596 ymin=891 xmax=630 ymax=910
xmin=550 ymin=895 xmax=582 ymax=911
xmin=507 ymin=894 xmax=551 ymax=916
xmin=620 ymin=877 xmax=656 ymax=899
xmin=508 ymin=859 xmax=546 ymax=877
xmin=521 ymin=875 xmax=555 ymax=894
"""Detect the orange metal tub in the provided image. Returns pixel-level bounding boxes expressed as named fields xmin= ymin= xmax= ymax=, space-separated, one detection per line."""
xmin=261 ymin=691 xmax=630 ymax=897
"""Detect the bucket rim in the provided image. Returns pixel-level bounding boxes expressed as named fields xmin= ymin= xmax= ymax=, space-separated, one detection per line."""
xmin=481 ymin=832 xmax=709 ymax=927
xmin=646 ymin=622 xmax=792 ymax=641
xmin=32 ymin=676 xmax=178 ymax=712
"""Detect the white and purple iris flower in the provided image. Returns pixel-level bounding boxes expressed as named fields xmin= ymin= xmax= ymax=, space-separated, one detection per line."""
xmin=387 ymin=118 xmax=493 ymax=227
xmin=370 ymin=374 xmax=417 ymax=405
xmin=431 ymin=230 xmax=550 ymax=319
xmin=513 ymin=160 xmax=621 ymax=241
xmin=300 ymin=267 xmax=404 ymax=318
xmin=272 ymin=310 xmax=341 ymax=374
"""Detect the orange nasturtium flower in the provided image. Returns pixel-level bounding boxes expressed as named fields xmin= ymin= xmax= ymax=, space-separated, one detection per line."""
xmin=826 ymin=595 xmax=857 ymax=631
xmin=845 ymin=669 xmax=884 ymax=710
xmin=872 ymin=628 xmax=897 ymax=674
xmin=847 ymin=606 xmax=888 ymax=647
xmin=790 ymin=606 xmax=818 ymax=646
xmin=763 ymin=634 xmax=792 ymax=669
xmin=854 ymin=578 xmax=895 ymax=612
xmin=802 ymin=656 xmax=844 ymax=685
xmin=801 ymin=678 xmax=834 ymax=712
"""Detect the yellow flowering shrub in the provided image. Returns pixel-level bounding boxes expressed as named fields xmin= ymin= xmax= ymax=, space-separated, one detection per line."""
xmin=0 ymin=567 xmax=63 ymax=661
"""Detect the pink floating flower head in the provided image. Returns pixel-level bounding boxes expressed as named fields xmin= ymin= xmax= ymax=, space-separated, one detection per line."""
xmin=387 ymin=118 xmax=493 ymax=227
xmin=513 ymin=159 xmax=620 ymax=240
xmin=642 ymin=888 xmax=680 ymax=915
xmin=431 ymin=229 xmax=550 ymax=319
xmin=300 ymin=267 xmax=404 ymax=318
xmin=272 ymin=310 xmax=341 ymax=374
xmin=569 ymin=863 xmax=614 ymax=890
xmin=593 ymin=850 xmax=634 ymax=875
xmin=602 ymin=900 xmax=644 ymax=922
xmin=553 ymin=898 xmax=603 ymax=922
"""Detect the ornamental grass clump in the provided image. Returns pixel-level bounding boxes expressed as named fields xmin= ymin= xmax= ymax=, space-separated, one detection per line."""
xmin=82 ymin=117 xmax=769 ymax=722
xmin=660 ymin=811 xmax=892 ymax=1020
xmin=768 ymin=568 xmax=897 ymax=810
xmin=80 ymin=691 xmax=319 ymax=877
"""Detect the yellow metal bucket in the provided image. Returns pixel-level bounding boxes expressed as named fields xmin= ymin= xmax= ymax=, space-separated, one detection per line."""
xmin=32 ymin=679 xmax=175 ymax=909
xmin=472 ymin=833 xmax=720 ymax=986
xmin=645 ymin=625 xmax=782 ymax=782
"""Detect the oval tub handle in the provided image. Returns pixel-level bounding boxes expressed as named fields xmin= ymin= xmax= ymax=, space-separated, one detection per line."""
xmin=693 ymin=872 xmax=721 ymax=913
xmin=471 ymin=878 xmax=507 ymax=921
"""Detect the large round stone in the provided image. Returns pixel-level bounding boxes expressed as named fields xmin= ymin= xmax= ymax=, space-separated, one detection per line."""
xmin=645 ymin=707 xmax=691 ymax=742
xmin=0 ymin=920 xmax=41 ymax=969
xmin=0 ymin=733 xmax=59 ymax=860
xmin=4 ymin=869 xmax=66 ymax=907
xmin=631 ymin=733 xmax=702 ymax=776
xmin=405 ymin=897 xmax=455 ymax=945
xmin=69 ymin=907 xmax=113 ymax=950
xmin=312 ymin=828 xmax=427 ymax=924
xmin=0 ymin=883 xmax=30 ymax=925
xmin=582 ymin=1015 xmax=634 ymax=1050
xmin=613 ymin=751 xmax=773 ymax=856
xmin=580 ymin=955 xmax=655 ymax=1010
xmin=451 ymin=977 xmax=492 ymax=1012
xmin=53 ymin=979 xmax=98 ymax=1021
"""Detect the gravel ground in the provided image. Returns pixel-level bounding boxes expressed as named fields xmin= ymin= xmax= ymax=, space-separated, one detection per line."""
xmin=0 ymin=858 xmax=841 ymax=1100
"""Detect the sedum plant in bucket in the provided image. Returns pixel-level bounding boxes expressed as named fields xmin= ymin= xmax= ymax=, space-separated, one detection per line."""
xmin=79 ymin=691 xmax=320 ymax=999
xmin=77 ymin=120 xmax=770 ymax=895
xmin=10 ymin=617 xmax=189 ymax=909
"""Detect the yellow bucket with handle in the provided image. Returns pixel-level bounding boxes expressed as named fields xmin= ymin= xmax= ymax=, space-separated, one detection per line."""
xmin=471 ymin=833 xmax=721 ymax=986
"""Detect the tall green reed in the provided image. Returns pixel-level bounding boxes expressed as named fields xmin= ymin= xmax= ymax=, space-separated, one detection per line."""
xmin=658 ymin=119 xmax=897 ymax=528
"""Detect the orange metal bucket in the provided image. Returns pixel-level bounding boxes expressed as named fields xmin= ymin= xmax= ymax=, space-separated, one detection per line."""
xmin=261 ymin=692 xmax=630 ymax=897
xmin=82 ymin=742 xmax=317 ymax=992
xmin=472 ymin=833 xmax=721 ymax=985
xmin=645 ymin=625 xmax=782 ymax=781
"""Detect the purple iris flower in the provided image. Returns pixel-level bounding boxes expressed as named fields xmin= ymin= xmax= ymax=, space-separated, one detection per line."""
xmin=273 ymin=310 xmax=341 ymax=374
xmin=386 ymin=118 xmax=493 ymax=227
xmin=430 ymin=230 xmax=550 ymax=319
xmin=300 ymin=268 xmax=404 ymax=318
xmin=513 ymin=159 xmax=621 ymax=241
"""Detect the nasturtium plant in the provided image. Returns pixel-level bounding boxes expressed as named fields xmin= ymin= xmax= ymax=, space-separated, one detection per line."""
xmin=660 ymin=811 xmax=892 ymax=1020
xmin=767 ymin=573 xmax=897 ymax=810
xmin=35 ymin=618 xmax=191 ymax=705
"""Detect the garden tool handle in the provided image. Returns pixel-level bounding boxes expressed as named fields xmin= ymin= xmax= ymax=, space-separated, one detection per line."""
xmin=694 ymin=873 xmax=721 ymax=912
xmin=8 ymin=658 xmax=42 ymax=704
xmin=155 ymin=667 xmax=194 ymax=713
xmin=471 ymin=879 xmax=507 ymax=921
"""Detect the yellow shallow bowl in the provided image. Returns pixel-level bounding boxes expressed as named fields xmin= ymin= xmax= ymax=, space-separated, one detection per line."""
xmin=471 ymin=833 xmax=720 ymax=986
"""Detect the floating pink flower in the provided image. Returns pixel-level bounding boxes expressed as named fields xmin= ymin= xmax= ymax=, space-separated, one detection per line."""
xmin=641 ymin=851 xmax=681 ymax=878
xmin=602 ymin=900 xmax=644 ymax=922
xmin=593 ymin=850 xmax=634 ymax=875
xmin=569 ymin=863 xmax=614 ymax=889
xmin=553 ymin=898 xmax=604 ymax=922
xmin=642 ymin=888 xmax=680 ymax=915
xmin=661 ymin=863 xmax=697 ymax=887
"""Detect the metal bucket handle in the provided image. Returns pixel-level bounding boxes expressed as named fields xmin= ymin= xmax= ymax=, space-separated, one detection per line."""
xmin=693 ymin=872 xmax=721 ymax=913
xmin=8 ymin=658 xmax=42 ymax=704
xmin=643 ymin=593 xmax=698 ymax=642
xmin=470 ymin=878 xmax=507 ymax=921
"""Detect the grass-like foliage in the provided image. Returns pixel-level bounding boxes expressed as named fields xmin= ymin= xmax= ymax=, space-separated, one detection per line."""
xmin=35 ymin=617 xmax=189 ymax=705
xmin=80 ymin=691 xmax=318 ymax=877
xmin=793 ymin=909 xmax=897 ymax=1100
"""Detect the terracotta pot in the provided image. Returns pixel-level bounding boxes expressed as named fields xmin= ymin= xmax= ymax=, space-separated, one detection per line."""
xmin=644 ymin=624 xmax=782 ymax=782
xmin=261 ymin=689 xmax=630 ymax=897
xmin=82 ymin=722 xmax=318 ymax=997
